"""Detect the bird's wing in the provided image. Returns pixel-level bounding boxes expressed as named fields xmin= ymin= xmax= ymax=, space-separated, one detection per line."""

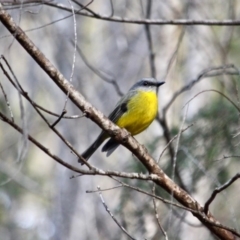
xmin=108 ymin=90 xmax=136 ymax=123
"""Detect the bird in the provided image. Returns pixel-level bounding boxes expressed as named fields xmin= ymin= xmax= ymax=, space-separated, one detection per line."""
xmin=79 ymin=78 xmax=165 ymax=164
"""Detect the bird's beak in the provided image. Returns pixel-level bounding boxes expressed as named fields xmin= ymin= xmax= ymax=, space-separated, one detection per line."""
xmin=156 ymin=81 xmax=165 ymax=87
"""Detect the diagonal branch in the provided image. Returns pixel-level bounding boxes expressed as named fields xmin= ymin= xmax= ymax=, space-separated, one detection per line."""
xmin=97 ymin=186 xmax=136 ymax=240
xmin=163 ymin=65 xmax=239 ymax=115
xmin=204 ymin=173 xmax=240 ymax=214
xmin=0 ymin=110 xmax=162 ymax=181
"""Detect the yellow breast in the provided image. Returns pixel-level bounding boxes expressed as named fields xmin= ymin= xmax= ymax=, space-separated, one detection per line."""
xmin=116 ymin=90 xmax=158 ymax=135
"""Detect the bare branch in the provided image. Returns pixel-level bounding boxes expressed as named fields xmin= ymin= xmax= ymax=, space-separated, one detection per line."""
xmin=97 ymin=186 xmax=137 ymax=240
xmin=183 ymin=89 xmax=240 ymax=113
xmin=35 ymin=105 xmax=85 ymax=119
xmin=1 ymin=0 xmax=52 ymax=4
xmin=157 ymin=115 xmax=188 ymax=192
xmin=70 ymin=0 xmax=99 ymax=17
xmin=163 ymin=65 xmax=239 ymax=115
xmin=0 ymin=60 xmax=14 ymax=122
xmin=52 ymin=0 xmax=79 ymax=127
xmin=86 ymin=185 xmax=123 ymax=193
xmin=215 ymin=155 xmax=240 ymax=161
xmin=163 ymin=30 xmax=185 ymax=80
xmin=0 ymin=55 xmax=28 ymax=164
xmin=51 ymin=109 xmax=67 ymax=127
xmin=111 ymin=177 xmax=198 ymax=213
xmin=0 ymin=110 xmax=163 ymax=181
xmin=158 ymin=123 xmax=194 ymax=161
xmin=108 ymin=0 xmax=113 ymax=17
xmin=152 ymin=184 xmax=168 ymax=240
xmin=0 ymin=57 xmax=83 ymax=120
xmin=4 ymin=1 xmax=240 ymax=26
xmin=204 ymin=173 xmax=240 ymax=214
xmin=144 ymin=0 xmax=156 ymax=78
xmin=73 ymin=42 xmax=123 ymax=96
xmin=168 ymin=104 xmax=189 ymax=229
xmin=0 ymin=56 xmax=92 ymax=167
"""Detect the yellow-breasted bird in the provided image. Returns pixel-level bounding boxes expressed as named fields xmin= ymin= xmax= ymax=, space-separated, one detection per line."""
xmin=79 ymin=78 xmax=165 ymax=163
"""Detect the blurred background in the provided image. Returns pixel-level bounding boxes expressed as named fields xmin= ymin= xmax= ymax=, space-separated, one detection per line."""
xmin=0 ymin=0 xmax=240 ymax=239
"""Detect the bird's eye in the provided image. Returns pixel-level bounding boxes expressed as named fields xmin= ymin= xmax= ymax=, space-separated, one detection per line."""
xmin=143 ymin=81 xmax=148 ymax=86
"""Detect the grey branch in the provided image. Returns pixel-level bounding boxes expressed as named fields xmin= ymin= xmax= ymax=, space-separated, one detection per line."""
xmin=97 ymin=186 xmax=137 ymax=240
xmin=204 ymin=173 xmax=240 ymax=214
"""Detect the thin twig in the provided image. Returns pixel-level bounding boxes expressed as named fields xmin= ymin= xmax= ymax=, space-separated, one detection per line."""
xmin=6 ymin=1 xmax=240 ymax=26
xmin=172 ymin=105 xmax=189 ymax=180
xmin=86 ymin=185 xmax=123 ymax=193
xmin=108 ymin=0 xmax=113 ymax=17
xmin=97 ymin=186 xmax=137 ymax=240
xmin=0 ymin=59 xmax=91 ymax=167
xmin=158 ymin=123 xmax=194 ymax=162
xmin=51 ymin=0 xmax=78 ymax=128
xmin=0 ymin=56 xmax=28 ymax=163
xmin=71 ymin=0 xmax=99 ymax=17
xmin=92 ymin=178 xmax=240 ymax=238
xmin=214 ymin=155 xmax=240 ymax=161
xmin=0 ymin=109 xmax=163 ymax=181
xmin=36 ymin=104 xmax=84 ymax=119
xmin=0 ymin=0 xmax=93 ymax=39
xmin=144 ymin=0 xmax=156 ymax=78
xmin=51 ymin=109 xmax=67 ymax=127
xmin=156 ymin=30 xmax=187 ymax=192
xmin=168 ymin=104 xmax=189 ymax=229
xmin=171 ymin=208 xmax=202 ymax=228
xmin=73 ymin=42 xmax=123 ymax=96
xmin=0 ymin=80 xmax=14 ymax=122
xmin=157 ymin=115 xmax=188 ymax=191
xmin=0 ymin=60 xmax=14 ymax=122
xmin=183 ymin=89 xmax=240 ymax=113
xmin=163 ymin=29 xmax=185 ymax=81
xmin=0 ymin=58 xmax=83 ymax=119
xmin=204 ymin=173 xmax=240 ymax=214
xmin=1 ymin=0 xmax=52 ymax=4
xmin=158 ymin=65 xmax=240 ymax=193
xmin=152 ymin=184 xmax=168 ymax=240
xmin=111 ymin=177 xmax=196 ymax=213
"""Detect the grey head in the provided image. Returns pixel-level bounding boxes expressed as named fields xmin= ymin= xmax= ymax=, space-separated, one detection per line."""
xmin=129 ymin=78 xmax=165 ymax=92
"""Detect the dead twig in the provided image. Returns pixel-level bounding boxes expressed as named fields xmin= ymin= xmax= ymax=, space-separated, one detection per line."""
xmin=204 ymin=173 xmax=240 ymax=214
xmin=97 ymin=186 xmax=137 ymax=240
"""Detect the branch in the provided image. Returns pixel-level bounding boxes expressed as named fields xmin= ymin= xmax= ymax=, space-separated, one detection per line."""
xmin=0 ymin=110 xmax=163 ymax=181
xmin=0 ymin=72 xmax=14 ymax=121
xmin=72 ymin=41 xmax=124 ymax=96
xmin=110 ymin=177 xmax=197 ymax=213
xmin=144 ymin=0 xmax=156 ymax=78
xmin=0 ymin=59 xmax=84 ymax=120
xmin=183 ymin=89 xmax=240 ymax=113
xmin=3 ymin=1 xmax=240 ymax=26
xmin=1 ymin=0 xmax=52 ymax=4
xmin=157 ymin=115 xmax=188 ymax=192
xmin=97 ymin=186 xmax=136 ymax=240
xmin=163 ymin=65 xmax=239 ymax=115
xmin=151 ymin=183 xmax=168 ymax=239
xmin=204 ymin=173 xmax=240 ymax=214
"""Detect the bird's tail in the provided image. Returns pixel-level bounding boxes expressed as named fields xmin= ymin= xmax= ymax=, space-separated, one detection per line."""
xmin=79 ymin=134 xmax=106 ymax=165
xmin=102 ymin=138 xmax=120 ymax=157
